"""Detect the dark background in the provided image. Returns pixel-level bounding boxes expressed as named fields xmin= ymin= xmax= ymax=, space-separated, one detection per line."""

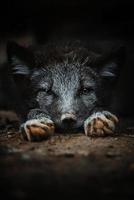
xmin=0 ymin=2 xmax=134 ymax=199
xmin=0 ymin=0 xmax=134 ymax=116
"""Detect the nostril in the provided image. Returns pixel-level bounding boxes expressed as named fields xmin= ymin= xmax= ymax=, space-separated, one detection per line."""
xmin=61 ymin=113 xmax=77 ymax=127
xmin=62 ymin=117 xmax=76 ymax=124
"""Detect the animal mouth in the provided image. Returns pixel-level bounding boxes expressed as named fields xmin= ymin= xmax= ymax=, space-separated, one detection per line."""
xmin=55 ymin=119 xmax=84 ymax=133
xmin=55 ymin=126 xmax=83 ymax=134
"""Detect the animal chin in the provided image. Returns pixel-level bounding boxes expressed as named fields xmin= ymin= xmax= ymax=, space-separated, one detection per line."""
xmin=55 ymin=121 xmax=83 ymax=133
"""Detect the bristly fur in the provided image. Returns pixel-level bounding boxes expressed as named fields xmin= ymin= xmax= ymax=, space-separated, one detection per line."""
xmin=7 ymin=40 xmax=125 ymax=132
xmin=33 ymin=41 xmax=101 ymax=68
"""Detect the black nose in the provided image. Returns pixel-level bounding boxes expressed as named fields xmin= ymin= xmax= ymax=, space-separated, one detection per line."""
xmin=61 ymin=113 xmax=77 ymax=128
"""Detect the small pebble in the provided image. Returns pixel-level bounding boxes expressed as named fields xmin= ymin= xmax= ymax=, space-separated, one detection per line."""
xmin=106 ymin=151 xmax=121 ymax=158
xmin=21 ymin=153 xmax=31 ymax=160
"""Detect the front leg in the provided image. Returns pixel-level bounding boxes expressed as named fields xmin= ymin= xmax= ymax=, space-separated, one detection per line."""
xmin=20 ymin=110 xmax=55 ymax=141
xmin=84 ymin=111 xmax=118 ymax=137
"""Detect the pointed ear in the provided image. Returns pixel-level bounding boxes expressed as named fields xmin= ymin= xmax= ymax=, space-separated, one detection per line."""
xmin=7 ymin=41 xmax=34 ymax=76
xmin=99 ymin=46 xmax=126 ymax=79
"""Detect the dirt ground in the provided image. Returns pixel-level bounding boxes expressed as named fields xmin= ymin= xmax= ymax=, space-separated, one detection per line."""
xmin=0 ymin=117 xmax=134 ymax=200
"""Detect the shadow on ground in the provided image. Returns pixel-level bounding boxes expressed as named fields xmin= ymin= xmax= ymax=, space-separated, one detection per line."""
xmin=0 ymin=117 xmax=134 ymax=200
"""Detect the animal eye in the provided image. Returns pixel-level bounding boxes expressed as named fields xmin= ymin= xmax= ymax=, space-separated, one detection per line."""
xmin=37 ymin=88 xmax=51 ymax=94
xmin=79 ymin=87 xmax=93 ymax=95
xmin=37 ymin=88 xmax=58 ymax=97
xmin=37 ymin=88 xmax=48 ymax=93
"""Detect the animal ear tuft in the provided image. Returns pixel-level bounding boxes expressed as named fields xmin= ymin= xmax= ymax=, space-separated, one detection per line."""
xmin=99 ymin=46 xmax=126 ymax=79
xmin=7 ymin=41 xmax=34 ymax=76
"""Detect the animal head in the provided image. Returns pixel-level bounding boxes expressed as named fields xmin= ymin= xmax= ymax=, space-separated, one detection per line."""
xmin=7 ymin=41 xmax=125 ymax=131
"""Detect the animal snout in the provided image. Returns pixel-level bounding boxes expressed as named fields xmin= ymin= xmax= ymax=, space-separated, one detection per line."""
xmin=61 ymin=113 xmax=77 ymax=128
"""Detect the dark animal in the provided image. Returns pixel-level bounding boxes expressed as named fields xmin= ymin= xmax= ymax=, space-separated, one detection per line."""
xmin=6 ymin=40 xmax=125 ymax=141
